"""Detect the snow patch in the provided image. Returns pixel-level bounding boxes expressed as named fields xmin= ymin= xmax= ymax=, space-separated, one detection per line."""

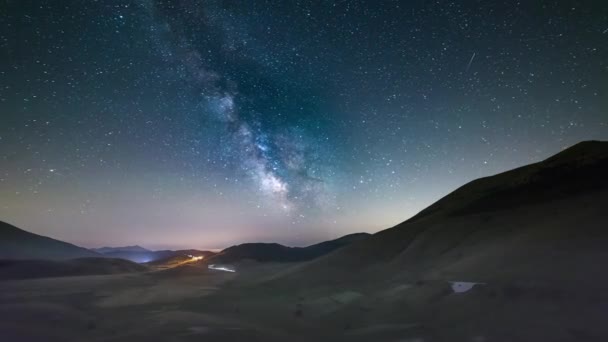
xmin=449 ymin=281 xmax=485 ymax=293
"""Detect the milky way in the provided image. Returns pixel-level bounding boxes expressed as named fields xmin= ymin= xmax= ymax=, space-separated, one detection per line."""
xmin=143 ymin=1 xmax=331 ymax=214
xmin=1 ymin=1 xmax=607 ymax=249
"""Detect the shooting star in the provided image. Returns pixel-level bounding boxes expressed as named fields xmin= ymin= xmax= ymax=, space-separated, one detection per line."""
xmin=466 ymin=52 xmax=476 ymax=73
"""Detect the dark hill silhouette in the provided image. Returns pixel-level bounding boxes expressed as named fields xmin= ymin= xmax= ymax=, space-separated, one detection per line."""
xmin=273 ymin=141 xmax=608 ymax=285
xmin=246 ymin=141 xmax=608 ymax=341
xmin=410 ymin=140 xmax=608 ymax=219
xmin=92 ymin=245 xmax=151 ymax=254
xmin=207 ymin=232 xmax=370 ymax=264
xmin=0 ymin=258 xmax=147 ymax=280
xmin=0 ymin=221 xmax=100 ymax=260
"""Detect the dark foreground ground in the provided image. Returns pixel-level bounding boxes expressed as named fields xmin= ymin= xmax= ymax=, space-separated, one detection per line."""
xmin=0 ymin=263 xmax=296 ymax=342
xmin=2 ymin=252 xmax=608 ymax=342
xmin=0 ymin=262 xmax=432 ymax=342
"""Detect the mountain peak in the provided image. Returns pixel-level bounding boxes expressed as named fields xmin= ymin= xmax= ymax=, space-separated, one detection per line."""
xmin=409 ymin=140 xmax=608 ymax=221
xmin=544 ymin=140 xmax=608 ymax=165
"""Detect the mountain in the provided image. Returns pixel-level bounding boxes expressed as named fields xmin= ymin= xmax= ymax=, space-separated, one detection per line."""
xmin=409 ymin=140 xmax=608 ymax=220
xmin=240 ymin=141 xmax=608 ymax=341
xmin=91 ymin=245 xmax=159 ymax=263
xmin=94 ymin=247 xmax=214 ymax=264
xmin=0 ymin=221 xmax=100 ymax=260
xmin=96 ymin=250 xmax=173 ymax=263
xmin=0 ymin=258 xmax=148 ymax=281
xmin=273 ymin=141 xmax=608 ymax=283
xmin=207 ymin=232 xmax=371 ymax=264
xmin=91 ymin=245 xmax=151 ymax=254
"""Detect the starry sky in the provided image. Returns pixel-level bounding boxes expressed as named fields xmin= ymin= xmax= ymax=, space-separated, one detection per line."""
xmin=1 ymin=1 xmax=607 ymax=250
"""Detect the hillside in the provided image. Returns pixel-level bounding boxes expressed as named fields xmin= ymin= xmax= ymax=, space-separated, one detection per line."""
xmin=273 ymin=141 xmax=608 ymax=283
xmin=210 ymin=141 xmax=608 ymax=341
xmin=207 ymin=232 xmax=370 ymax=264
xmin=410 ymin=140 xmax=608 ymax=220
xmin=0 ymin=221 xmax=100 ymax=260
xmin=0 ymin=258 xmax=148 ymax=281
xmin=91 ymin=245 xmax=151 ymax=254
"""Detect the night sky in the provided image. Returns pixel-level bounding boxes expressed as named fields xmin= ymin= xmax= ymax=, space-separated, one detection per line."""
xmin=1 ymin=1 xmax=607 ymax=250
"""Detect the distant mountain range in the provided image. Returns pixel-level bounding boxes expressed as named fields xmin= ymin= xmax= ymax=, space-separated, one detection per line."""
xmin=91 ymin=245 xmax=151 ymax=254
xmin=0 ymin=221 xmax=100 ymax=260
xmin=87 ymin=234 xmax=371 ymax=266
xmin=92 ymin=247 xmax=215 ymax=263
xmin=207 ymin=232 xmax=371 ymax=264
xmin=0 ymin=222 xmax=216 ymax=265
xmin=0 ymin=219 xmax=368 ymax=268
xmin=0 ymin=221 xmax=150 ymax=280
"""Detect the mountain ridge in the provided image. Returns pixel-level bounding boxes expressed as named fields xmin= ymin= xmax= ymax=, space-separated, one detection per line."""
xmin=92 ymin=245 xmax=151 ymax=254
xmin=207 ymin=232 xmax=371 ymax=264
xmin=262 ymin=140 xmax=608 ymax=287
xmin=204 ymin=140 xmax=608 ymax=341
xmin=410 ymin=140 xmax=608 ymax=221
xmin=0 ymin=221 xmax=100 ymax=260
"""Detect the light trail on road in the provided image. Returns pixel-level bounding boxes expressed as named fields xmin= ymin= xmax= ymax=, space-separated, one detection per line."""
xmin=208 ymin=264 xmax=236 ymax=273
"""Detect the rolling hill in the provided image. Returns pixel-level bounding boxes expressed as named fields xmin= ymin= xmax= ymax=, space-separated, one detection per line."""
xmin=224 ymin=140 xmax=608 ymax=341
xmin=0 ymin=258 xmax=148 ymax=281
xmin=273 ymin=141 xmax=608 ymax=285
xmin=207 ymin=232 xmax=370 ymax=264
xmin=0 ymin=221 xmax=100 ymax=260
